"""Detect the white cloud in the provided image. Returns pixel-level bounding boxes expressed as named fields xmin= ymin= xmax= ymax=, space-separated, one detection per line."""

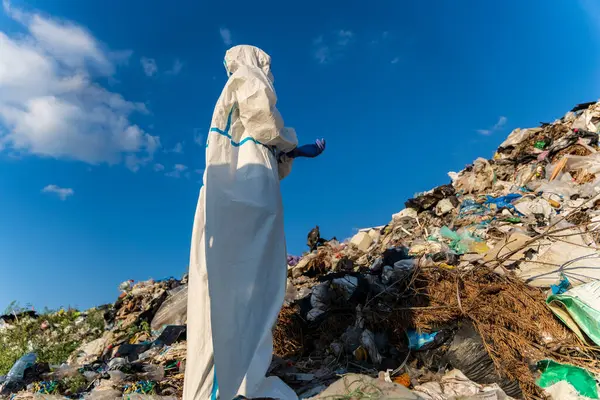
xmin=42 ymin=184 xmax=73 ymax=200
xmin=313 ymin=30 xmax=354 ymax=64
xmin=391 ymin=57 xmax=400 ymax=64
xmin=194 ymin=128 xmax=206 ymax=146
xmin=153 ymin=163 xmax=165 ymax=172
xmin=140 ymin=57 xmax=158 ymax=77
xmin=314 ymin=37 xmax=330 ymax=64
xmin=220 ymin=28 xmax=232 ymax=46
xmin=477 ymin=116 xmax=507 ymax=136
xmin=0 ymin=1 xmax=159 ymax=168
xmin=493 ymin=116 xmax=507 ymax=130
xmin=165 ymin=142 xmax=183 ymax=154
xmin=337 ymin=30 xmax=353 ymax=46
xmin=165 ymin=163 xmax=188 ymax=178
xmin=166 ymin=59 xmax=183 ymax=75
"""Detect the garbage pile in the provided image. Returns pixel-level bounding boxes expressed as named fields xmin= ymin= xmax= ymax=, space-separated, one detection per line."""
xmin=275 ymin=100 xmax=600 ymax=400
xmin=0 ymin=277 xmax=188 ymax=399
xmin=4 ymin=100 xmax=600 ymax=399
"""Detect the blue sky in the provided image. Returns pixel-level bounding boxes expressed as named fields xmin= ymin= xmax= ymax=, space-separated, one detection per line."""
xmin=0 ymin=0 xmax=599 ymax=311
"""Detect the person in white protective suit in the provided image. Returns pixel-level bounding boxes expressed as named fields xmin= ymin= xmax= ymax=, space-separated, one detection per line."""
xmin=184 ymin=45 xmax=326 ymax=400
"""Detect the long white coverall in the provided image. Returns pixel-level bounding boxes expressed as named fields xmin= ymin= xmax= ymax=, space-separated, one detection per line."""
xmin=183 ymin=45 xmax=299 ymax=400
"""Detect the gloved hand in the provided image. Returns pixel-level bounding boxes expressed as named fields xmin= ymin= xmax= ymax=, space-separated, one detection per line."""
xmin=287 ymin=139 xmax=326 ymax=159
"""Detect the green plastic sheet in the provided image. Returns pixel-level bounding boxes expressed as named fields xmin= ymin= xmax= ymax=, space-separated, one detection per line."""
xmin=537 ymin=360 xmax=598 ymax=399
xmin=547 ymin=280 xmax=600 ymax=346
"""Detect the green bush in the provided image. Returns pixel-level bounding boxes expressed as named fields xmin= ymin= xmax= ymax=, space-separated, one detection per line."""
xmin=0 ymin=304 xmax=105 ymax=375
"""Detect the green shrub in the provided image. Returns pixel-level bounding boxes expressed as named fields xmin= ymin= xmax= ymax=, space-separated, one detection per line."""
xmin=0 ymin=303 xmax=105 ymax=375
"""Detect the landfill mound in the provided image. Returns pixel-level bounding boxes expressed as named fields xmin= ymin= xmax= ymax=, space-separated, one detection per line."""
xmin=0 ymin=279 xmax=188 ymax=399
xmin=4 ymin=101 xmax=600 ymax=399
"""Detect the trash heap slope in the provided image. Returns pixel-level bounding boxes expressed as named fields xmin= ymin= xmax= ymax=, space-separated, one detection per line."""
xmin=4 ymin=100 xmax=600 ymax=399
xmin=277 ymin=99 xmax=600 ymax=400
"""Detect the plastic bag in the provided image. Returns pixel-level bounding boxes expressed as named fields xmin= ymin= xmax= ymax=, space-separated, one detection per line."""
xmin=499 ymin=128 xmax=533 ymax=148
xmin=139 ymin=364 xmax=165 ymax=381
xmin=547 ymin=280 xmax=600 ymax=346
xmin=537 ymin=360 xmax=599 ymax=399
xmin=306 ymin=275 xmax=360 ymax=321
xmin=414 ymin=370 xmax=514 ymax=400
xmin=150 ymin=285 xmax=187 ymax=331
xmin=537 ymin=176 xmax=580 ymax=199
xmin=381 ymin=259 xmax=416 ymax=284
xmin=485 ymin=194 xmax=521 ymax=212
xmin=440 ymin=226 xmax=485 ymax=255
xmin=6 ymin=352 xmax=36 ymax=382
xmin=154 ymin=325 xmax=186 ymax=346
xmin=445 ymin=323 xmax=522 ymax=398
xmin=406 ymin=330 xmax=438 ymax=350
xmin=459 ymin=199 xmax=487 ymax=218
xmin=572 ymin=110 xmax=598 ymax=131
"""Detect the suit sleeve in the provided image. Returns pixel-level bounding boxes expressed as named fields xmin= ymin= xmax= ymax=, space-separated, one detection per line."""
xmin=233 ymin=68 xmax=298 ymax=153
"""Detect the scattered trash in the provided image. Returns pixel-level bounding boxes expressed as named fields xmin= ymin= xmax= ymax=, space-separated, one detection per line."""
xmin=308 ymin=374 xmax=420 ymax=400
xmin=350 ymin=231 xmax=373 ymax=252
xmin=413 ymin=369 xmax=515 ymax=400
xmin=8 ymin=99 xmax=600 ymax=400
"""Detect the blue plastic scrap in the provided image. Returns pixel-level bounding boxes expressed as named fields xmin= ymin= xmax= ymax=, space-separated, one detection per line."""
xmin=406 ymin=330 xmax=439 ymax=350
xmin=551 ymin=275 xmax=571 ymax=295
xmin=458 ymin=199 xmax=487 ymax=218
xmin=485 ymin=193 xmax=522 ymax=214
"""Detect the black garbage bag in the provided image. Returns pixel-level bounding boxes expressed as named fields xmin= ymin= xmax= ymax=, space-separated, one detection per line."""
xmin=114 ymin=343 xmax=151 ymax=362
xmin=404 ymin=184 xmax=455 ymax=212
xmin=155 ymin=325 xmax=187 ymax=346
xmin=381 ymin=246 xmax=411 ymax=267
xmin=444 ymin=322 xmax=522 ymax=398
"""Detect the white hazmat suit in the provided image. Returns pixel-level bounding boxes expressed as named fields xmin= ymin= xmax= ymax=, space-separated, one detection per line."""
xmin=183 ymin=45 xmax=299 ymax=400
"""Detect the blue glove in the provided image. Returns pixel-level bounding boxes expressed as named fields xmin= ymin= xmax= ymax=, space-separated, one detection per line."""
xmin=287 ymin=139 xmax=326 ymax=159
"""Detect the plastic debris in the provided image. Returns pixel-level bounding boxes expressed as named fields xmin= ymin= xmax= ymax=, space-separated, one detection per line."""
xmin=6 ymin=353 xmax=37 ymax=382
xmin=150 ymin=285 xmax=188 ymax=331
xmin=537 ymin=360 xmax=599 ymax=399
xmin=547 ymin=280 xmax=600 ymax=346
xmin=414 ymin=369 xmax=515 ymax=400
xmin=406 ymin=330 xmax=438 ymax=350
xmin=550 ymin=275 xmax=571 ymax=295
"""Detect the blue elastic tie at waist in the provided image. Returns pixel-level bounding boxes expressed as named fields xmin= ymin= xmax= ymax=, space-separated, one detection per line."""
xmin=211 ymin=370 xmax=218 ymax=400
xmin=208 ymin=105 xmax=272 ymax=151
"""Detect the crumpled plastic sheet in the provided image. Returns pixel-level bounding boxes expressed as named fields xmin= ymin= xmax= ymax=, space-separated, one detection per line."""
xmin=458 ymin=199 xmax=487 ymax=218
xmin=306 ymin=275 xmax=358 ymax=321
xmin=413 ymin=369 xmax=514 ymax=400
xmin=440 ymin=226 xmax=486 ymax=255
xmin=150 ymin=285 xmax=188 ymax=331
xmin=6 ymin=353 xmax=36 ymax=382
